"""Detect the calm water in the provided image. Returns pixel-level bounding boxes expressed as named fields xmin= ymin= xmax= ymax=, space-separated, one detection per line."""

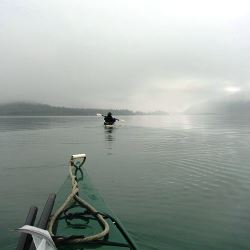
xmin=1 ymin=115 xmax=250 ymax=250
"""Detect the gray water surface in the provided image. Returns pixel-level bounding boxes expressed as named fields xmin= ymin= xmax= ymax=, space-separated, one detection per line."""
xmin=1 ymin=115 xmax=250 ymax=250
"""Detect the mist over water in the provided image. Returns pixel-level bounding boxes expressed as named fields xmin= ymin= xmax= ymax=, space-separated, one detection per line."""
xmin=1 ymin=1 xmax=250 ymax=112
xmin=1 ymin=115 xmax=250 ymax=249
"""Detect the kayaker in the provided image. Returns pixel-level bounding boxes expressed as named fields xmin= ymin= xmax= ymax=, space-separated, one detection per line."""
xmin=104 ymin=112 xmax=119 ymax=125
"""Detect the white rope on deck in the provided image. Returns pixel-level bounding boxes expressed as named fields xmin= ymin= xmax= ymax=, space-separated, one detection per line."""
xmin=48 ymin=155 xmax=109 ymax=244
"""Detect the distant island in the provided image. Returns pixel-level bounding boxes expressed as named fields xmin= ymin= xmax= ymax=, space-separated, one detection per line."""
xmin=0 ymin=102 xmax=169 ymax=116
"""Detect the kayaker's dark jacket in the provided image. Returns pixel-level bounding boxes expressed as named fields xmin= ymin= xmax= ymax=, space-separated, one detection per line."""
xmin=104 ymin=113 xmax=118 ymax=125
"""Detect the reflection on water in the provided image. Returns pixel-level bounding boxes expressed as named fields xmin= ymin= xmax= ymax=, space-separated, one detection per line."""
xmin=104 ymin=127 xmax=116 ymax=154
xmin=0 ymin=116 xmax=53 ymax=131
xmin=125 ymin=114 xmax=250 ymax=131
xmin=0 ymin=116 xmax=82 ymax=132
xmin=104 ymin=127 xmax=115 ymax=141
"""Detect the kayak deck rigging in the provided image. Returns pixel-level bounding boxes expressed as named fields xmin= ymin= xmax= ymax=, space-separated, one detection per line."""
xmin=17 ymin=153 xmax=137 ymax=250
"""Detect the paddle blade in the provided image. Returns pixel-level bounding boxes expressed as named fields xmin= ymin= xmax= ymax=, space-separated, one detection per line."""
xmin=17 ymin=225 xmax=56 ymax=250
xmin=96 ymin=113 xmax=103 ymax=117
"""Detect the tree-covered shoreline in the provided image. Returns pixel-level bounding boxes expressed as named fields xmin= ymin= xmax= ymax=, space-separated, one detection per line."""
xmin=0 ymin=102 xmax=168 ymax=116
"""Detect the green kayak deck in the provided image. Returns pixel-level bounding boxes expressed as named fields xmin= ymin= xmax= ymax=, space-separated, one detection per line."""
xmin=51 ymin=159 xmax=137 ymax=249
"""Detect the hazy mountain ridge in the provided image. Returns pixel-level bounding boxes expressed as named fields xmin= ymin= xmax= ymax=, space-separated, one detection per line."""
xmin=184 ymin=97 xmax=250 ymax=115
xmin=0 ymin=102 xmax=168 ymax=116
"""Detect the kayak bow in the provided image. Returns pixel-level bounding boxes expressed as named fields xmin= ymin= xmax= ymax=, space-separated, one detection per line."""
xmin=17 ymin=154 xmax=137 ymax=250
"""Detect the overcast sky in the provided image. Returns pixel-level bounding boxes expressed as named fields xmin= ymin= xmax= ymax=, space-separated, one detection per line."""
xmin=1 ymin=0 xmax=250 ymax=112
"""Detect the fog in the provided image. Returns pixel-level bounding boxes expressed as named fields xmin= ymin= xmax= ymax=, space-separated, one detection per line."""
xmin=1 ymin=0 xmax=250 ymax=112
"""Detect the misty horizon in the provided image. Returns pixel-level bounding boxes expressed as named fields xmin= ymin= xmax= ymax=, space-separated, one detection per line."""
xmin=1 ymin=0 xmax=250 ymax=112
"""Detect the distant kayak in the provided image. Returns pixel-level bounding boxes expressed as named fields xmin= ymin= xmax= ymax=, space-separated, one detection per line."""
xmin=97 ymin=113 xmax=124 ymax=128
